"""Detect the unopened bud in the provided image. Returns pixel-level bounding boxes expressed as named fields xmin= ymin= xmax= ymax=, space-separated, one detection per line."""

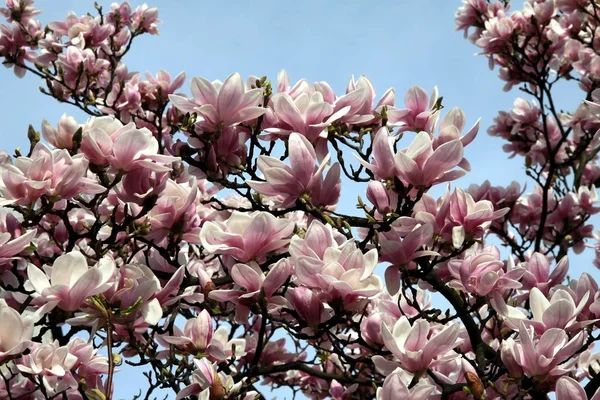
xmin=203 ymin=281 xmax=216 ymax=297
xmin=465 ymin=371 xmax=485 ymax=400
xmin=28 ymin=125 xmax=40 ymax=145
xmin=210 ymin=373 xmax=225 ymax=399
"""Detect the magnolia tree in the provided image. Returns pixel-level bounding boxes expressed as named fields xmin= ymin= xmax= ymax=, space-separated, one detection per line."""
xmin=2 ymin=0 xmax=600 ymax=399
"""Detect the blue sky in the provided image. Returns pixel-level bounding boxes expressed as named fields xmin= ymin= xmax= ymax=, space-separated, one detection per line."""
xmin=0 ymin=1 xmax=592 ymax=399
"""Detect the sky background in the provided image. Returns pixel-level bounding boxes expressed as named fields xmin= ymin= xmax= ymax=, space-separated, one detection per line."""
xmin=0 ymin=1 xmax=591 ymax=399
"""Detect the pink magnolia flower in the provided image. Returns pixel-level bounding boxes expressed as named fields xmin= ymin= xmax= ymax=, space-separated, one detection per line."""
xmin=376 ymin=368 xmax=434 ymax=400
xmin=0 ymin=299 xmax=33 ymax=363
xmin=17 ymin=340 xmax=79 ymax=396
xmin=169 ymin=72 xmax=266 ymax=131
xmin=132 ymin=4 xmax=160 ymax=34
xmin=0 ymin=225 xmax=35 ymax=270
xmin=209 ymin=259 xmax=291 ymax=322
xmin=0 ymin=142 xmax=105 ymax=205
xmin=27 ymin=251 xmax=116 ymax=312
xmin=80 ymin=116 xmax=177 ymax=172
xmin=555 ymin=376 xmax=600 ymax=400
xmin=377 ymin=316 xmax=462 ymax=373
xmin=380 ymin=223 xmax=438 ymax=295
xmin=286 ymin=286 xmax=327 ymax=330
xmin=0 ymin=0 xmax=40 ymax=22
xmin=502 ymin=322 xmax=585 ymax=379
xmin=447 ymin=246 xmax=524 ymax=297
xmin=498 ymin=287 xmax=591 ymax=334
xmin=357 ymin=127 xmax=398 ymax=181
xmin=67 ymin=337 xmax=109 ymax=391
xmin=146 ymin=177 xmax=201 ymax=244
xmin=265 ymin=92 xmax=349 ymax=142
xmin=387 ymin=86 xmax=440 ymax=133
xmin=200 ymin=211 xmax=295 ymax=263
xmin=341 ymin=75 xmax=395 ymax=125
xmin=141 ymin=70 xmax=186 ymax=106
xmin=56 ymin=46 xmax=110 ymax=91
xmin=366 ymin=180 xmax=397 ymax=214
xmin=521 ymin=253 xmax=569 ymax=295
xmin=41 ymin=114 xmax=80 ymax=150
xmin=288 ymin=219 xmax=346 ymax=262
xmin=295 ymin=243 xmax=382 ymax=308
xmin=329 ymin=380 xmax=357 ymax=400
xmin=247 ymin=132 xmax=341 ymax=209
xmin=394 ymin=131 xmax=465 ymax=188
xmin=161 ymin=309 xmax=213 ymax=353
xmin=115 ymin=167 xmax=168 ymax=205
xmin=176 ymin=358 xmax=237 ymax=400
xmin=444 ymin=188 xmax=509 ymax=248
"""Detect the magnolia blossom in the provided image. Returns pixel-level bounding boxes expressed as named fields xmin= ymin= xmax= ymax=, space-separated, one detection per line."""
xmin=0 ymin=299 xmax=33 ymax=363
xmin=27 ymin=251 xmax=115 ymax=312
xmin=80 ymin=116 xmax=177 ymax=171
xmin=200 ymin=211 xmax=295 ymax=263
xmin=497 ymin=287 xmax=590 ymax=334
xmin=0 ymin=142 xmax=105 ymax=205
xmin=556 ymin=376 xmax=600 ymax=400
xmin=387 ymin=86 xmax=440 ymax=133
xmin=17 ymin=341 xmax=79 ymax=396
xmin=41 ymin=114 xmax=79 ymax=150
xmin=293 ymin=222 xmax=383 ymax=307
xmin=176 ymin=358 xmax=240 ymax=400
xmin=209 ymin=260 xmax=290 ymax=322
xmin=376 ymin=368 xmax=434 ymax=400
xmin=447 ymin=246 xmax=523 ymax=297
xmin=501 ymin=323 xmax=585 ymax=379
xmin=377 ymin=316 xmax=462 ymax=373
xmin=247 ymin=132 xmax=341 ymax=208
xmin=169 ymin=72 xmax=266 ymax=131
xmin=521 ymin=253 xmax=569 ymax=294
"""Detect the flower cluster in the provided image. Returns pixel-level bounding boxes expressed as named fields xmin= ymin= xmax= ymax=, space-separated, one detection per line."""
xmin=0 ymin=0 xmax=600 ymax=399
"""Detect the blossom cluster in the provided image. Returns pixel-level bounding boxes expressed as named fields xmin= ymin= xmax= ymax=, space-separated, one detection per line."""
xmin=0 ymin=0 xmax=598 ymax=399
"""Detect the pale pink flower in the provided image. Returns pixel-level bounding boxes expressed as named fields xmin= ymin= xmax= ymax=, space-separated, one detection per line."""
xmin=329 ymin=380 xmax=357 ymax=400
xmin=380 ymin=224 xmax=438 ymax=295
xmin=176 ymin=358 xmax=236 ymax=400
xmin=376 ymin=368 xmax=434 ymax=400
xmin=0 ymin=299 xmax=33 ymax=363
xmin=146 ymin=177 xmax=201 ymax=243
xmin=502 ymin=322 xmax=585 ymax=379
xmin=17 ymin=340 xmax=79 ymax=396
xmin=132 ymin=4 xmax=160 ymax=34
xmin=286 ymin=286 xmax=327 ymax=330
xmin=41 ymin=114 xmax=80 ymax=150
xmin=80 ymin=116 xmax=177 ymax=172
xmin=27 ymin=251 xmax=116 ymax=312
xmin=387 ymin=86 xmax=440 ymax=133
xmin=265 ymin=92 xmax=348 ymax=142
xmin=160 ymin=309 xmax=214 ymax=353
xmin=444 ymin=188 xmax=509 ymax=248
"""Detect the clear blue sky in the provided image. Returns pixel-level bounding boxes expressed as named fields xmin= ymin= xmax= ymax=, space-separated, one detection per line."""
xmin=0 ymin=1 xmax=591 ymax=399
